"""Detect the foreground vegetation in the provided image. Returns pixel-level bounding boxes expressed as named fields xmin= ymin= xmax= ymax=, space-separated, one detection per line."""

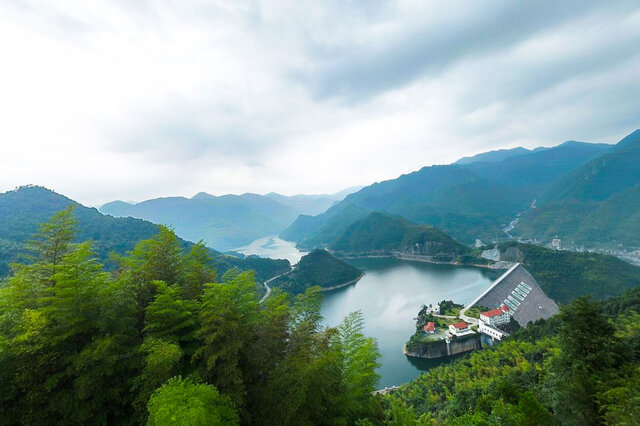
xmin=0 ymin=209 xmax=382 ymax=425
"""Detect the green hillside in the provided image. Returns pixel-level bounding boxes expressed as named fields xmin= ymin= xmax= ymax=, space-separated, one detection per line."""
xmin=101 ymin=191 xmax=299 ymax=251
xmin=280 ymin=203 xmax=371 ymax=249
xmin=497 ymin=241 xmax=640 ymax=304
xmin=464 ymin=141 xmax=612 ymax=196
xmin=270 ymin=249 xmax=362 ymax=295
xmin=0 ymin=186 xmax=289 ymax=283
xmin=330 ymin=212 xmax=471 ymax=258
xmin=282 ymin=139 xmax=611 ymax=248
xmin=515 ymin=129 xmax=640 ymax=247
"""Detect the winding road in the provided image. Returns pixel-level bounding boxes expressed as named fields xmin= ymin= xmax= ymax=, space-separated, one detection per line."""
xmin=259 ymin=267 xmax=294 ymax=304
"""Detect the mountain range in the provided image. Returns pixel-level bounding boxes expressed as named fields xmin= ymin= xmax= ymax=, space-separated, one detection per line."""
xmin=265 ymin=186 xmax=363 ymax=216
xmin=0 ymin=186 xmax=289 ymax=281
xmin=101 ymin=188 xmax=361 ymax=251
xmin=282 ymin=135 xmax=619 ymax=247
xmin=513 ymin=129 xmax=640 ymax=247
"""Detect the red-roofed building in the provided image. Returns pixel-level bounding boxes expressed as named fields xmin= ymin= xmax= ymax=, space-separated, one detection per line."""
xmin=423 ymin=322 xmax=435 ymax=334
xmin=480 ymin=305 xmax=510 ymax=327
xmin=449 ymin=321 xmax=471 ymax=336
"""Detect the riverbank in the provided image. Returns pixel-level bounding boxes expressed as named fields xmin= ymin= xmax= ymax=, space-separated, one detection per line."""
xmin=333 ymin=250 xmax=510 ymax=270
xmin=319 ymin=273 xmax=365 ymax=292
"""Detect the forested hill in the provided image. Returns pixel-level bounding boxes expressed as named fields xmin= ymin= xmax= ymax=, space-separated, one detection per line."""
xmin=496 ymin=241 xmax=640 ymax=304
xmin=514 ymin=129 xmax=640 ymax=247
xmin=281 ymin=137 xmax=613 ymax=247
xmin=0 ymin=186 xmax=289 ymax=282
xmin=270 ymin=249 xmax=362 ymax=295
xmin=101 ymin=191 xmax=299 ymax=251
xmin=330 ymin=212 xmax=470 ymax=257
xmin=0 ymin=186 xmax=158 ymax=276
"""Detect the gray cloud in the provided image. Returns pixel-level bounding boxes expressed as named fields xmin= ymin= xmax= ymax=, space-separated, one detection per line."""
xmin=293 ymin=0 xmax=627 ymax=102
xmin=0 ymin=0 xmax=639 ymax=205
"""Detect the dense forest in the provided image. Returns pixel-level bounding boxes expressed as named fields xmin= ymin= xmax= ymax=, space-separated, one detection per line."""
xmin=270 ymin=249 xmax=362 ymax=295
xmin=0 ymin=209 xmax=382 ymax=425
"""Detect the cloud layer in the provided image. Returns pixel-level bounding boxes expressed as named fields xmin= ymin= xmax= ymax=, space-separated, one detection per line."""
xmin=1 ymin=0 xmax=639 ymax=205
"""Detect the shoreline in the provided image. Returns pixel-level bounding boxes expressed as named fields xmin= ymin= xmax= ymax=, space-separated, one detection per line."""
xmin=333 ymin=251 xmax=508 ymax=270
xmin=320 ymin=273 xmax=365 ymax=292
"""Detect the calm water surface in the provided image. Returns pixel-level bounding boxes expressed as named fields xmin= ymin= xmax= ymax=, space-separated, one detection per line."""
xmin=236 ymin=239 xmax=498 ymax=388
xmin=322 ymin=257 xmax=498 ymax=388
xmin=234 ymin=236 xmax=306 ymax=264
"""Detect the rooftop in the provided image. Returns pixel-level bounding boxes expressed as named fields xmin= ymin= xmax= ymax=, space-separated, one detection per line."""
xmin=481 ymin=305 xmax=509 ymax=318
xmin=452 ymin=321 xmax=468 ymax=329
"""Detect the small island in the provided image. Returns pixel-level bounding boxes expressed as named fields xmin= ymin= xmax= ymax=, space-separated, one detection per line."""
xmin=270 ymin=248 xmax=363 ymax=295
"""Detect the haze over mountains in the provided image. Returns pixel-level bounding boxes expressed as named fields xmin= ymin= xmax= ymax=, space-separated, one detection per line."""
xmin=101 ymin=188 xmax=361 ymax=251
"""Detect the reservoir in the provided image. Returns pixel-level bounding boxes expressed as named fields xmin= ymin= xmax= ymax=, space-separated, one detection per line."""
xmin=322 ymin=257 xmax=497 ymax=388
xmin=234 ymin=236 xmax=306 ymax=264
xmin=238 ymin=238 xmax=498 ymax=388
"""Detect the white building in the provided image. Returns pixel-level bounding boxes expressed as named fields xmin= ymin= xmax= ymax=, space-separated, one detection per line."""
xmin=425 ymin=304 xmax=440 ymax=315
xmin=551 ymin=238 xmax=562 ymax=250
xmin=479 ymin=320 xmax=509 ymax=341
xmin=479 ymin=305 xmax=510 ymax=327
xmin=449 ymin=321 xmax=474 ymax=336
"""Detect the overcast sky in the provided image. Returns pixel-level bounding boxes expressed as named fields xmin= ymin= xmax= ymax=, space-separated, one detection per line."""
xmin=1 ymin=0 xmax=639 ymax=206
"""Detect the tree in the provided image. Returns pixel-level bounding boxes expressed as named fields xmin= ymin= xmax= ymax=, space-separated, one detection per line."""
xmin=143 ymin=281 xmax=198 ymax=347
xmin=335 ymin=310 xmax=381 ymax=421
xmin=147 ymin=377 xmax=238 ymax=426
xmin=27 ymin=205 xmax=77 ymax=270
xmin=133 ymin=338 xmax=183 ymax=418
xmin=548 ymin=296 xmax=617 ymax=425
xmin=195 ymin=272 xmax=259 ymax=414
xmin=182 ymin=241 xmax=216 ymax=299
xmin=119 ymin=226 xmax=185 ymax=333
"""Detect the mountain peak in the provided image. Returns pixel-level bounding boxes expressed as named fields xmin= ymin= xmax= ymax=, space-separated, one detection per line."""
xmin=191 ymin=192 xmax=215 ymax=200
xmin=615 ymin=129 xmax=640 ymax=152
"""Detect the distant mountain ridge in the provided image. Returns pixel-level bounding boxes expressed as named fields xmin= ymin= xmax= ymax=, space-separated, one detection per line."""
xmin=281 ymin=135 xmax=616 ymax=249
xmin=0 ymin=186 xmax=290 ymax=281
xmin=101 ymin=192 xmax=299 ymax=251
xmin=514 ymin=129 xmax=640 ymax=247
xmin=455 ymin=146 xmax=533 ymax=165
xmin=265 ymin=185 xmax=363 ymax=216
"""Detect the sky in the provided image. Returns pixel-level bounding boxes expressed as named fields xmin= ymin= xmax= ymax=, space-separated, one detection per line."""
xmin=1 ymin=0 xmax=640 ymax=206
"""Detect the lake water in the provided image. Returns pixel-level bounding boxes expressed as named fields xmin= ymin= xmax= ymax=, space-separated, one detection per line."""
xmin=322 ymin=257 xmax=498 ymax=388
xmin=234 ymin=236 xmax=306 ymax=264
xmin=236 ymin=239 xmax=498 ymax=388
